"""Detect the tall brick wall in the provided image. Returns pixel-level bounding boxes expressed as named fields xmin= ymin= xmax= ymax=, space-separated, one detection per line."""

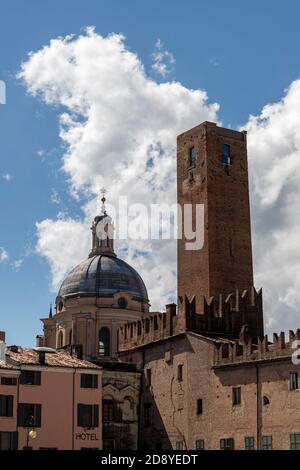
xmin=177 ymin=122 xmax=253 ymax=312
xmin=120 ymin=332 xmax=300 ymax=450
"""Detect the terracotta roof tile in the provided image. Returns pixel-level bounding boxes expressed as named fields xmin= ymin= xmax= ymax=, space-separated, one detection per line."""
xmin=0 ymin=360 xmax=18 ymax=370
xmin=6 ymin=348 xmax=101 ymax=370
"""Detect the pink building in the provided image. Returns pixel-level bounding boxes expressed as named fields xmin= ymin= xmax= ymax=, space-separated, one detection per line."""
xmin=0 ymin=332 xmax=102 ymax=450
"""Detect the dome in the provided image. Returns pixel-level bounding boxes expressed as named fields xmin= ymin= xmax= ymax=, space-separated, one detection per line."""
xmin=58 ymin=254 xmax=148 ymax=302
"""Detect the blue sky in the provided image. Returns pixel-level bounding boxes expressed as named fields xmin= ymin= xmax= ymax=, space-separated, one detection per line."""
xmin=1 ymin=0 xmax=300 ymax=346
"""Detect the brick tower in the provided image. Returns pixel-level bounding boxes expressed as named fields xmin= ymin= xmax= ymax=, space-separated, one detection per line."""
xmin=177 ymin=121 xmax=256 ymax=317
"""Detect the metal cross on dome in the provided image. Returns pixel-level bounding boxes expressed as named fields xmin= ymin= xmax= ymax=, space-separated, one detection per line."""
xmin=100 ymin=187 xmax=107 ymax=215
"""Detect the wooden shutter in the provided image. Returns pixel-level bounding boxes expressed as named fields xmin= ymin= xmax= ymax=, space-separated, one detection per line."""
xmin=17 ymin=404 xmax=25 ymax=426
xmin=34 ymin=404 xmax=42 ymax=427
xmin=93 ymin=405 xmax=99 ymax=427
xmin=11 ymin=432 xmax=18 ymax=450
xmin=7 ymin=396 xmax=13 ymax=417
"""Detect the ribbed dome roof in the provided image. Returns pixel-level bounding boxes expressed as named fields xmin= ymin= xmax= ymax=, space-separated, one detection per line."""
xmin=58 ymin=254 xmax=148 ymax=302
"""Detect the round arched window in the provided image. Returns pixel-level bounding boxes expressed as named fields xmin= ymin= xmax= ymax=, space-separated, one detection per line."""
xmin=118 ymin=297 xmax=128 ymax=309
xmin=58 ymin=301 xmax=64 ymax=312
xmin=99 ymin=327 xmax=110 ymax=357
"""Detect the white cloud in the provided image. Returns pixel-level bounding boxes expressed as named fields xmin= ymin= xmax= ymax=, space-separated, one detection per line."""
xmin=244 ymin=79 xmax=300 ymax=333
xmin=36 ymin=149 xmax=45 ymax=157
xmin=19 ymin=29 xmax=300 ymax=335
xmin=209 ymin=58 xmax=220 ymax=67
xmin=18 ymin=28 xmax=218 ymax=308
xmin=36 ymin=217 xmax=90 ymax=288
xmin=151 ymin=39 xmax=175 ymax=78
xmin=2 ymin=174 xmax=13 ymax=182
xmin=13 ymin=259 xmax=23 ymax=271
xmin=10 ymin=244 xmax=34 ymax=271
xmin=0 ymin=247 xmax=9 ymax=263
xmin=50 ymin=188 xmax=61 ymax=205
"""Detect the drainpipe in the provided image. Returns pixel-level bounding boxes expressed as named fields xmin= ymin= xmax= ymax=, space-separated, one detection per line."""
xmin=137 ymin=369 xmax=143 ymax=450
xmin=72 ymin=370 xmax=75 ymax=450
xmin=256 ymin=364 xmax=262 ymax=450
xmin=16 ymin=371 xmax=20 ymax=449
xmin=138 ymin=349 xmax=146 ymax=450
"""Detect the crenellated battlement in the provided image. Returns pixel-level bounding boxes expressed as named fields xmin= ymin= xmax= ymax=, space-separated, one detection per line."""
xmin=118 ymin=304 xmax=178 ymax=352
xmin=118 ymin=287 xmax=265 ymax=352
xmin=213 ymin=327 xmax=300 ymax=367
xmin=185 ymin=286 xmax=264 ymax=341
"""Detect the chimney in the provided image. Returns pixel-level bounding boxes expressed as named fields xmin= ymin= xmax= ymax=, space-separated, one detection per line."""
xmin=0 ymin=332 xmax=6 ymax=363
xmin=38 ymin=351 xmax=46 ymax=365
xmin=34 ymin=347 xmax=57 ymax=365
xmin=36 ymin=335 xmax=44 ymax=347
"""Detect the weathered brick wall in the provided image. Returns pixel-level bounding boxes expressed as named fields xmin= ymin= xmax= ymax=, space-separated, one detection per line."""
xmin=177 ymin=122 xmax=254 ymax=316
xmin=120 ymin=332 xmax=300 ymax=450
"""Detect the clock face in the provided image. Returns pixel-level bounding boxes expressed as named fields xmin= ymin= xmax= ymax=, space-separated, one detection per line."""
xmin=96 ymin=215 xmax=113 ymax=240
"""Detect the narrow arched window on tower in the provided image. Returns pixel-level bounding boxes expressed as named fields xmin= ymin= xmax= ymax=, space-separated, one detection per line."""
xmin=188 ymin=146 xmax=196 ymax=168
xmin=57 ymin=331 xmax=63 ymax=348
xmin=99 ymin=327 xmax=110 ymax=356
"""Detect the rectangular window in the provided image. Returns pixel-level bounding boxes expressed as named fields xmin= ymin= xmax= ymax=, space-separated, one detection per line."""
xmin=232 ymin=387 xmax=241 ymax=406
xmin=80 ymin=374 xmax=98 ymax=389
xmin=188 ymin=146 xmax=196 ymax=168
xmin=197 ymin=399 xmax=203 ymax=415
xmin=176 ymin=441 xmax=184 ymax=450
xmin=103 ymin=400 xmax=114 ymax=422
xmin=220 ymin=438 xmax=234 ymax=450
xmin=77 ymin=404 xmax=99 ymax=428
xmin=196 ymin=439 xmax=204 ymax=450
xmin=222 ymin=343 xmax=229 ymax=358
xmin=244 ymin=436 xmax=255 ymax=450
xmin=262 ymin=435 xmax=272 ymax=450
xmin=0 ymin=395 xmax=13 ymax=417
xmin=221 ymin=143 xmax=231 ymax=165
xmin=144 ymin=403 xmax=152 ymax=428
xmin=17 ymin=403 xmax=42 ymax=427
xmin=20 ymin=370 xmax=41 ymax=386
xmin=0 ymin=376 xmax=17 ymax=386
xmin=290 ymin=372 xmax=298 ymax=391
xmin=291 ymin=433 xmax=300 ymax=450
xmin=0 ymin=432 xmax=18 ymax=450
xmin=177 ymin=364 xmax=183 ymax=382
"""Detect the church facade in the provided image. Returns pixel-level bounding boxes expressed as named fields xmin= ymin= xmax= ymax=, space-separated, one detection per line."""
xmin=34 ymin=121 xmax=300 ymax=450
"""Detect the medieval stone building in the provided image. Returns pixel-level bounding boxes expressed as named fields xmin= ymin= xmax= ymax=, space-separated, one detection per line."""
xmin=39 ymin=121 xmax=300 ymax=450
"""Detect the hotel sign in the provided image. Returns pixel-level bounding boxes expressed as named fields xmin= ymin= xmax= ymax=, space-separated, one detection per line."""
xmin=75 ymin=432 xmax=99 ymax=441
